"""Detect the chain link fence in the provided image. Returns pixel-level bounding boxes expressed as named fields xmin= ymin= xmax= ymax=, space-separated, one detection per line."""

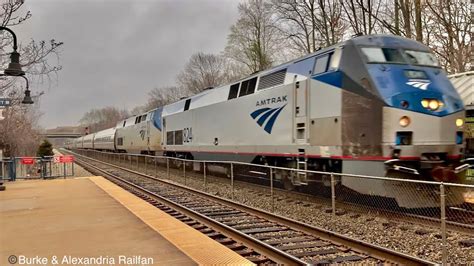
xmin=72 ymin=149 xmax=474 ymax=264
xmin=1 ymin=156 xmax=75 ymax=180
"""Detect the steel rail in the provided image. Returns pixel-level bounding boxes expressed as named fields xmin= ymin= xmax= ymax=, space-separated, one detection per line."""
xmin=66 ymin=149 xmax=474 ymax=234
xmin=69 ymin=150 xmax=434 ymax=265
xmin=75 ymin=157 xmax=306 ymax=265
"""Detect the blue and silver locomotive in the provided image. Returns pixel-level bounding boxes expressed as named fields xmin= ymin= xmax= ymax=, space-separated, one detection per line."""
xmin=73 ymin=35 xmax=470 ymax=208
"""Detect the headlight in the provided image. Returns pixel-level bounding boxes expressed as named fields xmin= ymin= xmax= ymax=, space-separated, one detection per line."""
xmin=399 ymin=116 xmax=410 ymax=127
xmin=421 ymin=99 xmax=429 ymax=108
xmin=428 ymin=99 xmax=439 ymax=110
xmin=421 ymin=99 xmax=443 ymax=111
xmin=456 ymin=118 xmax=464 ymax=127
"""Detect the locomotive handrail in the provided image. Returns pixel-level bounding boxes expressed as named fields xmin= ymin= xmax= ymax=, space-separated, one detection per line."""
xmin=72 ymin=149 xmax=474 ymax=188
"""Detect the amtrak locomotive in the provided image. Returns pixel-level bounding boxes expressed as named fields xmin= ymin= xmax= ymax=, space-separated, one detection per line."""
xmin=70 ymin=35 xmax=470 ymax=208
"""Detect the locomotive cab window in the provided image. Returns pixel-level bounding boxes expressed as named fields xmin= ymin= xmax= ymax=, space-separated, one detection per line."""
xmin=228 ymin=83 xmax=240 ymax=100
xmin=361 ymin=47 xmax=405 ymax=64
xmin=313 ymin=54 xmax=331 ymax=75
xmin=329 ymin=48 xmax=342 ymax=71
xmin=404 ymin=50 xmax=439 ymax=67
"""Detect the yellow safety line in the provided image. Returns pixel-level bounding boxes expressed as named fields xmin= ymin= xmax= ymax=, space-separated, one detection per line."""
xmin=89 ymin=176 xmax=254 ymax=266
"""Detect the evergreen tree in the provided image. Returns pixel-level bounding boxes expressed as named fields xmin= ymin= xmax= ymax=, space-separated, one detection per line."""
xmin=37 ymin=140 xmax=54 ymax=157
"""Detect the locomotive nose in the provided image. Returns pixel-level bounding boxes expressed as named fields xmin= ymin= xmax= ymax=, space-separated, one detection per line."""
xmin=431 ymin=166 xmax=458 ymax=182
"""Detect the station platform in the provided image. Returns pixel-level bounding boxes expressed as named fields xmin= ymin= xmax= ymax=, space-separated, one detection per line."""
xmin=0 ymin=177 xmax=252 ymax=266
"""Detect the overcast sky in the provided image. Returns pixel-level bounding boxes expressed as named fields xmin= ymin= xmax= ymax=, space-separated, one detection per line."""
xmin=14 ymin=0 xmax=239 ymax=128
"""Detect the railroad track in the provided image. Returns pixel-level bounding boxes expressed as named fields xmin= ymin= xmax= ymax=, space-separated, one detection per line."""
xmin=115 ymin=151 xmax=474 ymax=233
xmin=69 ymin=151 xmax=432 ymax=265
xmin=241 ymin=180 xmax=474 ymax=235
xmin=76 ymin=149 xmax=473 ymax=234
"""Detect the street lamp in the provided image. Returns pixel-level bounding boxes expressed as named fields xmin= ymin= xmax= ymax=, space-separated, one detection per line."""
xmin=0 ymin=26 xmax=25 ymax=76
xmin=0 ymin=74 xmax=33 ymax=104
xmin=20 ymin=76 xmax=33 ymax=104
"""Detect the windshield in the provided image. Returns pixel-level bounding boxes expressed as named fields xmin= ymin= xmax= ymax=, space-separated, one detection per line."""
xmin=360 ymin=47 xmax=439 ymax=67
xmin=404 ymin=50 xmax=439 ymax=66
xmin=360 ymin=47 xmax=405 ymax=63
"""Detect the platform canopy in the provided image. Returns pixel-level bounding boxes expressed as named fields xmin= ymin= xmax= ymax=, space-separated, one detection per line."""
xmin=449 ymin=71 xmax=473 ymax=108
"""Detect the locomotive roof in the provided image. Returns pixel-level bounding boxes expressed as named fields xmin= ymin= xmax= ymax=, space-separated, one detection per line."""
xmin=162 ymin=34 xmax=436 ymax=117
xmin=348 ymin=34 xmax=431 ymax=52
xmin=188 ymin=35 xmax=431 ymax=99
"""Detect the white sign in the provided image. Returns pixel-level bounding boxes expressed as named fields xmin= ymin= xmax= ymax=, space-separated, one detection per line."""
xmin=0 ymin=98 xmax=11 ymax=107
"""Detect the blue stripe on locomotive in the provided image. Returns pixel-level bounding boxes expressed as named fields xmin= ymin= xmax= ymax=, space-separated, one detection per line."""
xmin=313 ymin=66 xmax=464 ymax=117
xmin=153 ymin=107 xmax=163 ymax=130
xmin=312 ymin=71 xmax=343 ymax=88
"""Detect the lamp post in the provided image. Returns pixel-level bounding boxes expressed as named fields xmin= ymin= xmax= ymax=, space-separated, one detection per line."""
xmin=0 ymin=26 xmax=30 ymax=104
xmin=0 ymin=74 xmax=33 ymax=104
xmin=0 ymin=26 xmax=25 ymax=76
xmin=19 ymin=76 xmax=33 ymax=104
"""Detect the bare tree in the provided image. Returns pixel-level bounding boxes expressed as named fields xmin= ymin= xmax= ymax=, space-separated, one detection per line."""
xmin=177 ymin=52 xmax=233 ymax=94
xmin=0 ymin=89 xmax=42 ymax=157
xmin=426 ymin=0 xmax=471 ymax=73
xmin=273 ymin=0 xmax=346 ymax=55
xmin=340 ymin=0 xmax=383 ymax=35
xmin=142 ymin=86 xmax=186 ymax=111
xmin=339 ymin=0 xmax=470 ymax=73
xmin=225 ymin=0 xmax=281 ymax=73
xmin=0 ymin=0 xmax=63 ymax=95
xmin=0 ymin=0 xmax=63 ymax=156
xmin=78 ymin=107 xmax=129 ymax=133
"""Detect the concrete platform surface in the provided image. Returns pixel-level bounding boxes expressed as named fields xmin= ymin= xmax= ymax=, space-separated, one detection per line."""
xmin=0 ymin=178 xmax=195 ymax=266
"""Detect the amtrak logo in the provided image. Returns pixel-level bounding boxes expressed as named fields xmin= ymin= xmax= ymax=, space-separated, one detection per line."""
xmin=250 ymin=105 xmax=286 ymax=134
xmin=256 ymin=95 xmax=287 ymax=106
xmin=406 ymin=79 xmax=430 ymax=90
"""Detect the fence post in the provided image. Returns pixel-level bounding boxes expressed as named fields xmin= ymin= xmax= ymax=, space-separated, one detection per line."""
xmin=440 ymin=183 xmax=447 ymax=266
xmin=136 ymin=155 xmax=139 ymax=171
xmin=129 ymin=154 xmax=132 ymax=168
xmin=183 ymin=160 xmax=186 ymax=185
xmin=145 ymin=156 xmax=148 ymax=175
xmin=1 ymin=161 xmax=5 ymax=180
xmin=154 ymin=157 xmax=157 ymax=178
xmin=63 ymin=162 xmax=66 ymax=179
xmin=167 ymin=158 xmax=170 ymax=179
xmin=231 ymin=163 xmax=234 ymax=201
xmin=270 ymin=167 xmax=274 ymax=213
xmin=331 ymin=173 xmax=336 ymax=216
xmin=203 ymin=161 xmax=207 ymax=191
xmin=11 ymin=158 xmax=16 ymax=181
xmin=72 ymin=161 xmax=75 ymax=177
